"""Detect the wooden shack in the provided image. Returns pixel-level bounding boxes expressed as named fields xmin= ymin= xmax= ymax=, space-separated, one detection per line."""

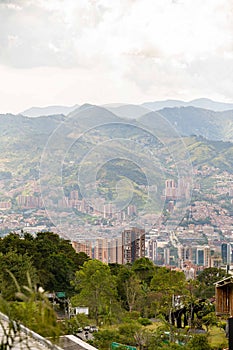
xmin=215 ymin=276 xmax=233 ymax=316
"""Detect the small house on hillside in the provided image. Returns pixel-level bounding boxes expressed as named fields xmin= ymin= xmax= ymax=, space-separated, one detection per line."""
xmin=215 ymin=276 xmax=233 ymax=315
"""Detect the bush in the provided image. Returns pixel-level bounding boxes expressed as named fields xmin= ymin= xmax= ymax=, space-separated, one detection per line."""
xmin=65 ymin=313 xmax=89 ymax=334
xmin=91 ymin=329 xmax=120 ymax=350
xmin=217 ymin=320 xmax=226 ymax=330
xmin=185 ymin=334 xmax=211 ymax=350
xmin=138 ymin=317 xmax=152 ymax=326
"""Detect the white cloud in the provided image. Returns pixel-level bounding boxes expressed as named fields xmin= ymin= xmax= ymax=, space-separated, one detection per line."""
xmin=0 ymin=0 xmax=232 ymax=112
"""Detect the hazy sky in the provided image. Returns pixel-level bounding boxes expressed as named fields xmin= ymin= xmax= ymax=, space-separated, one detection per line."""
xmin=0 ymin=0 xmax=232 ymax=113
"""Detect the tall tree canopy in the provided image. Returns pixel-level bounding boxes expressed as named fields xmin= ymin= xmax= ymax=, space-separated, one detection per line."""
xmin=0 ymin=251 xmax=37 ymax=300
xmin=72 ymin=259 xmax=118 ymax=324
xmin=0 ymin=231 xmax=87 ymax=296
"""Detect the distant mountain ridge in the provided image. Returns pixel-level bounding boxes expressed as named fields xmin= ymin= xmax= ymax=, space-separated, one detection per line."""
xmin=157 ymin=106 xmax=233 ymax=142
xmin=19 ymin=98 xmax=233 ymax=118
xmin=142 ymin=98 xmax=233 ymax=112
xmin=21 ymin=104 xmax=79 ymax=117
xmin=1 ymin=107 xmax=233 ymax=190
xmin=104 ymin=104 xmax=150 ymax=119
xmin=15 ymin=102 xmax=233 ymax=142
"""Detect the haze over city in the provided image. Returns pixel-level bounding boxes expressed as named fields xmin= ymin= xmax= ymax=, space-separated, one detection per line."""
xmin=1 ymin=1 xmax=233 ymax=349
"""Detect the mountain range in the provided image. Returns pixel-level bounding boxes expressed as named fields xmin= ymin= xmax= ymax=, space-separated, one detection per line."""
xmin=17 ymin=100 xmax=233 ymax=142
xmin=0 ymin=103 xmax=233 ymax=226
xmin=22 ymin=104 xmax=79 ymax=117
xmin=1 ymin=103 xmax=232 ymax=178
xmin=20 ymin=98 xmax=233 ymax=118
xmin=141 ymin=98 xmax=233 ymax=111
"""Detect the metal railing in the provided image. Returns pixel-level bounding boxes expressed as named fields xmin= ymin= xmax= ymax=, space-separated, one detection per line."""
xmin=0 ymin=311 xmax=64 ymax=350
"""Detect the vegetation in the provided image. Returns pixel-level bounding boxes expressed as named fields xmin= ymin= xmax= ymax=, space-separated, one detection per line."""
xmin=0 ymin=273 xmax=62 ymax=349
xmin=0 ymin=231 xmax=89 ymax=297
xmin=71 ymin=259 xmax=118 ymax=325
xmin=0 ymin=231 xmax=230 ymax=349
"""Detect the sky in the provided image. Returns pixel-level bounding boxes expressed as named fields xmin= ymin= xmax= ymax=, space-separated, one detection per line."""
xmin=0 ymin=0 xmax=233 ymax=113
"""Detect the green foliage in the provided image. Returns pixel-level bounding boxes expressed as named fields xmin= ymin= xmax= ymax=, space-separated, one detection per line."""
xmin=64 ymin=313 xmax=89 ymax=335
xmin=201 ymin=312 xmax=218 ymax=332
xmin=118 ymin=322 xmax=142 ymax=347
xmin=0 ymin=231 xmax=84 ymax=295
xmin=75 ymin=251 xmax=90 ymax=267
xmin=116 ymin=265 xmax=134 ymax=306
xmin=150 ymin=267 xmax=186 ymax=316
xmin=196 ymin=268 xmax=229 ymax=298
xmin=0 ymin=231 xmax=223 ymax=350
xmin=197 ymin=267 xmax=229 ymax=285
xmin=132 ymin=257 xmax=155 ymax=285
xmin=14 ymin=276 xmax=61 ymax=339
xmin=184 ymin=334 xmax=211 ymax=350
xmin=137 ymin=317 xmax=152 ymax=326
xmin=150 ymin=267 xmax=186 ymax=294
xmin=72 ymin=259 xmax=119 ymax=325
xmin=91 ymin=329 xmax=121 ymax=350
xmin=124 ymin=274 xmax=144 ymax=313
xmin=0 ymin=251 xmax=38 ymax=300
xmin=0 ymin=273 xmax=62 ymax=342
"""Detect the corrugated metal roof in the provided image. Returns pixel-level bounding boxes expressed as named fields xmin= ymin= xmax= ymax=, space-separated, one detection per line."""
xmin=215 ymin=276 xmax=233 ymax=287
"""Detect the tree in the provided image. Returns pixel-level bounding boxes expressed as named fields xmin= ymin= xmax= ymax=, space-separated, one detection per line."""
xmin=196 ymin=267 xmax=229 ymax=298
xmin=201 ymin=312 xmax=218 ymax=332
xmin=65 ymin=313 xmax=89 ymax=335
xmin=124 ymin=274 xmax=143 ymax=312
xmin=42 ymin=252 xmax=77 ymax=293
xmin=75 ymin=252 xmax=90 ymax=267
xmin=150 ymin=267 xmax=186 ymax=317
xmin=185 ymin=279 xmax=201 ymax=328
xmin=116 ymin=264 xmax=133 ymax=308
xmin=118 ymin=322 xmax=142 ymax=347
xmin=0 ymin=251 xmax=38 ymax=300
xmin=71 ymin=260 xmax=118 ymax=324
xmin=184 ymin=334 xmax=211 ymax=350
xmin=0 ymin=231 xmax=82 ymax=295
xmin=0 ymin=233 xmax=22 ymax=254
xmin=91 ymin=329 xmax=121 ymax=350
xmin=132 ymin=257 xmax=155 ymax=285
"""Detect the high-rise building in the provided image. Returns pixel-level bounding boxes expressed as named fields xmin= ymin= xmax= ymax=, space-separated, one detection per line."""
xmin=164 ymin=247 xmax=170 ymax=265
xmin=122 ymin=227 xmax=145 ymax=264
xmin=178 ymin=245 xmax=192 ymax=262
xmin=94 ymin=238 xmax=109 ymax=263
xmin=221 ymin=243 xmax=232 ymax=265
xmin=195 ymin=246 xmax=211 ymax=267
xmin=178 ymin=245 xmax=210 ymax=267
xmin=165 ymin=179 xmax=177 ymax=200
xmin=72 ymin=241 xmax=92 ymax=258
xmin=93 ymin=237 xmax=123 ymax=264
xmin=109 ymin=237 xmax=123 ymax=264
xmin=103 ymin=203 xmax=115 ymax=218
xmin=127 ymin=205 xmax=137 ymax=216
xmin=17 ymin=195 xmax=42 ymax=209
xmin=146 ymin=238 xmax=157 ymax=262
xmin=0 ymin=201 xmax=11 ymax=210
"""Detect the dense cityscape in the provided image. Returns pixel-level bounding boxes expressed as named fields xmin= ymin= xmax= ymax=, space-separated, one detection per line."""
xmin=1 ymin=165 xmax=232 ymax=274
xmin=1 ymin=0 xmax=233 ymax=349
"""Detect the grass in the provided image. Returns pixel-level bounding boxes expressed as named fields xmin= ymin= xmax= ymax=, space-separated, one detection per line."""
xmin=208 ymin=326 xmax=228 ymax=349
